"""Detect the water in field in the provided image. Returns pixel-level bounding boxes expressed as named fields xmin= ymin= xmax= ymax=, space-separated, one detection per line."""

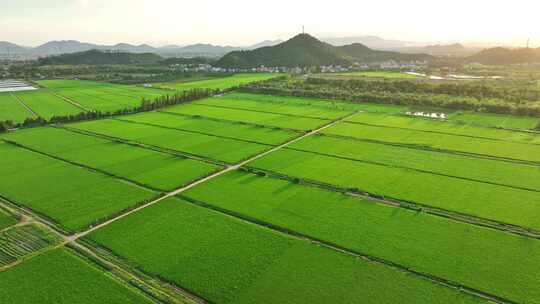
xmin=406 ymin=111 xmax=448 ymax=119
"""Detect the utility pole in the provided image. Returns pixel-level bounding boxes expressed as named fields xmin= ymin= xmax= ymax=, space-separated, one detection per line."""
xmin=527 ymin=38 xmax=530 ymax=48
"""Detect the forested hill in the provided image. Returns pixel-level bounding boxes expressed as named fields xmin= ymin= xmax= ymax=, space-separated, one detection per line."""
xmin=337 ymin=43 xmax=432 ymax=63
xmin=38 ymin=49 xmax=163 ymax=65
xmin=216 ymin=34 xmax=431 ymax=68
xmin=468 ymin=47 xmax=540 ymax=65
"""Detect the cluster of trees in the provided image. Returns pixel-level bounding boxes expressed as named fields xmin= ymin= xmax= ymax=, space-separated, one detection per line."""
xmin=37 ymin=50 xmax=163 ymax=66
xmin=0 ymin=88 xmax=215 ymax=133
xmin=307 ymin=77 xmax=540 ymax=102
xmin=243 ymin=77 xmax=540 ymax=117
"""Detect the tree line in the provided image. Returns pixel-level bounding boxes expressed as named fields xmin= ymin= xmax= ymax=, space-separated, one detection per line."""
xmin=242 ymin=77 xmax=540 ymax=118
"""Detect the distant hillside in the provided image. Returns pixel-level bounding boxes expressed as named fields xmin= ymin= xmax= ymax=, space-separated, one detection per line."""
xmin=323 ymin=36 xmax=420 ymax=49
xmin=0 ymin=39 xmax=287 ymax=59
xmin=159 ymin=56 xmax=217 ymax=65
xmin=216 ymin=34 xmax=431 ymax=68
xmin=338 ymin=43 xmax=432 ymax=62
xmin=0 ymin=41 xmax=29 ymax=54
xmin=395 ymin=44 xmax=481 ymax=57
xmin=38 ymin=49 xmax=163 ymax=65
xmin=216 ymin=34 xmax=348 ymax=68
xmin=468 ymin=47 xmax=540 ymax=65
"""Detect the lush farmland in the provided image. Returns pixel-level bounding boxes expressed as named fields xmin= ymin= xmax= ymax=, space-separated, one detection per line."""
xmin=324 ymin=121 xmax=540 ymax=163
xmin=347 ymin=112 xmax=540 ymax=144
xmin=68 ymin=119 xmax=271 ymax=163
xmin=154 ymin=73 xmax=278 ymax=90
xmin=289 ymin=134 xmax=540 ymax=191
xmin=13 ymin=90 xmax=82 ymax=119
xmin=0 ymin=93 xmax=34 ymax=123
xmin=0 ymin=210 xmax=17 ymax=231
xmin=448 ymin=111 xmax=540 ymax=130
xmin=249 ymin=148 xmax=540 ymax=230
xmin=164 ymin=103 xmax=332 ymax=130
xmin=0 ymin=224 xmax=60 ymax=266
xmin=183 ymin=170 xmax=540 ymax=304
xmin=88 ymin=197 xmax=483 ymax=304
xmin=3 ymin=127 xmax=221 ymax=191
xmin=193 ymin=94 xmax=354 ymax=119
xmin=225 ymin=92 xmax=411 ymax=113
xmin=0 ymin=248 xmax=153 ymax=304
xmin=119 ymin=111 xmax=300 ymax=145
xmin=0 ymin=142 xmax=157 ymax=231
xmin=36 ymin=79 xmax=170 ymax=113
xmin=0 ymin=85 xmax=538 ymax=304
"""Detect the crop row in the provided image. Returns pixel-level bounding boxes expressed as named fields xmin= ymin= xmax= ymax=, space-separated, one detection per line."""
xmin=346 ymin=112 xmax=540 ymax=144
xmin=0 ymin=224 xmax=59 ymax=267
xmin=447 ymin=111 xmax=540 ymax=130
xmin=0 ymin=142 xmax=157 ymax=232
xmin=14 ymin=90 xmax=82 ymax=120
xmin=68 ymin=119 xmax=272 ymax=163
xmin=120 ymin=111 xmax=301 ymax=145
xmin=0 ymin=209 xmax=17 ymax=231
xmin=182 ymin=170 xmax=540 ymax=304
xmin=248 ymin=148 xmax=540 ymax=231
xmin=193 ymin=94 xmax=354 ymax=120
xmin=0 ymin=248 xmax=154 ymax=304
xmin=87 ymin=197 xmax=483 ymax=304
xmin=324 ymin=121 xmax=540 ymax=163
xmin=3 ymin=127 xmax=221 ymax=192
xmin=155 ymin=73 xmax=277 ymax=91
xmin=0 ymin=93 xmax=34 ymax=123
xmin=163 ymin=103 xmax=332 ymax=131
xmin=289 ymin=134 xmax=540 ymax=192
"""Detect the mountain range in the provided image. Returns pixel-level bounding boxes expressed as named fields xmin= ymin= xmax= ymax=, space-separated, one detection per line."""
xmin=467 ymin=47 xmax=540 ymax=65
xmin=0 ymin=36 xmax=486 ymax=59
xmin=0 ymin=39 xmax=284 ymax=59
xmin=216 ymin=34 xmax=432 ymax=68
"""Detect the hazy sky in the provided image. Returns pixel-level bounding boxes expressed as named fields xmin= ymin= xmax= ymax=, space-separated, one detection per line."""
xmin=2 ymin=0 xmax=539 ymax=47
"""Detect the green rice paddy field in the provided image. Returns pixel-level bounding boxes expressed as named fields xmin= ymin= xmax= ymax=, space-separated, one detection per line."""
xmin=87 ymin=197 xmax=483 ymax=304
xmin=3 ymin=127 xmax=221 ymax=191
xmin=448 ymin=111 xmax=540 ymax=130
xmin=13 ymin=90 xmax=82 ymax=119
xmin=288 ymin=134 xmax=540 ymax=191
xmin=36 ymin=80 xmax=168 ymax=113
xmin=0 ymin=142 xmax=157 ymax=232
xmin=183 ymin=170 xmax=540 ymax=304
xmin=193 ymin=94 xmax=354 ymax=120
xmin=1 ymin=89 xmax=539 ymax=303
xmin=0 ymin=248 xmax=153 ymax=304
xmin=154 ymin=73 xmax=278 ymax=90
xmin=347 ymin=112 xmax=540 ymax=144
xmin=0 ymin=209 xmax=17 ymax=231
xmin=119 ymin=111 xmax=301 ymax=145
xmin=0 ymin=93 xmax=34 ymax=123
xmin=249 ymin=148 xmax=540 ymax=230
xmin=325 ymin=121 xmax=540 ymax=163
xmin=68 ymin=119 xmax=271 ymax=163
xmin=163 ymin=103 xmax=332 ymax=131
